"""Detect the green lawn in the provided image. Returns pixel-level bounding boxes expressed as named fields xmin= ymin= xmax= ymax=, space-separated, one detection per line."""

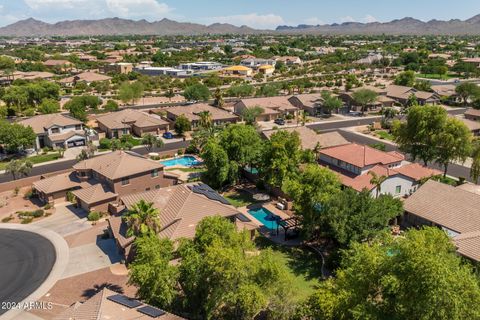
xmin=223 ymin=190 xmax=255 ymax=208
xmin=256 ymin=237 xmax=322 ymax=302
xmin=0 ymin=152 xmax=62 ymax=170
xmin=416 ymin=73 xmax=459 ymax=80
xmin=375 ymin=130 xmax=394 ymax=141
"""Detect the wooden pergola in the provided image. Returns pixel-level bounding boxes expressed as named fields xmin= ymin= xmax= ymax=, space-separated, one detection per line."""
xmin=277 ymin=217 xmax=301 ymax=241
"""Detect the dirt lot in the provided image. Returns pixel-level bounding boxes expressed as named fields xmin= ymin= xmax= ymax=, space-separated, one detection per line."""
xmin=0 ymin=187 xmax=53 ymax=224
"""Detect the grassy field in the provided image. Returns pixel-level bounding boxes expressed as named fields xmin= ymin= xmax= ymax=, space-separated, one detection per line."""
xmin=0 ymin=152 xmax=62 ymax=170
xmin=375 ymin=130 xmax=394 ymax=141
xmin=417 ymin=73 xmax=459 ymax=80
xmin=256 ymin=237 xmax=322 ymax=302
xmin=223 ymin=190 xmax=255 ymax=208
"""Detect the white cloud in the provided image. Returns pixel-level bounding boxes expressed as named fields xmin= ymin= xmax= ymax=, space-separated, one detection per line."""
xmin=304 ymin=17 xmax=324 ymax=25
xmin=24 ymin=0 xmax=88 ymax=10
xmin=340 ymin=16 xmax=356 ymax=23
xmin=363 ymin=14 xmax=378 ymax=23
xmin=206 ymin=13 xmax=285 ymax=29
xmin=105 ymin=0 xmax=171 ymax=19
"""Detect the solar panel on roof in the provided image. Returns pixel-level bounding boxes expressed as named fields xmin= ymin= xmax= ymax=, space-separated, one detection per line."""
xmin=189 ymin=183 xmax=231 ymax=205
xmin=137 ymin=305 xmax=166 ymax=318
xmin=107 ymin=294 xmax=142 ymax=308
xmin=236 ymin=213 xmax=252 ymax=222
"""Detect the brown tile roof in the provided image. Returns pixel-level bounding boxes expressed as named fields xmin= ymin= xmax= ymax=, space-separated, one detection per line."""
xmin=18 ymin=113 xmax=82 ymax=135
xmin=53 ymin=288 xmax=185 ymax=320
xmin=33 ymin=171 xmax=82 ymax=194
xmin=404 ymin=179 xmax=480 ymax=233
xmin=458 ymin=117 xmax=480 ymax=131
xmin=393 ymin=163 xmax=441 ymax=181
xmin=97 ymin=108 xmax=168 ymax=130
xmin=320 ymin=143 xmax=405 ymax=168
xmin=386 ymin=85 xmax=438 ymax=101
xmin=465 ymin=109 xmax=480 ymax=118
xmin=166 ymin=103 xmax=239 ymax=122
xmin=454 ymin=231 xmax=480 ymax=262
xmin=43 ymin=59 xmax=72 ymax=66
xmin=59 ymin=72 xmax=111 ymax=83
xmin=239 ymin=96 xmax=297 ymax=111
xmin=120 ymin=183 xmax=240 ymax=240
xmin=72 ymin=184 xmax=117 ymax=205
xmin=73 ymin=151 xmax=164 ymax=180
xmin=263 ymin=127 xmax=349 ymax=150
xmin=48 ymin=130 xmax=86 ymax=142
xmin=289 ymin=93 xmax=324 ymax=107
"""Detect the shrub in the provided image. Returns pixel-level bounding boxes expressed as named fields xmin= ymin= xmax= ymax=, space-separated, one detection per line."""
xmin=87 ymin=211 xmax=102 ymax=222
xmin=150 ymin=155 xmax=160 ymax=160
xmin=13 ymin=186 xmax=20 ymax=196
xmin=44 ymin=203 xmax=52 ymax=210
xmin=21 ymin=217 xmax=33 ymax=224
xmin=99 ymin=138 xmax=112 ymax=150
xmin=66 ymin=191 xmax=76 ymax=204
xmin=177 ymin=149 xmax=184 ymax=155
xmin=1 ymin=215 xmax=13 ymax=223
xmin=185 ymin=144 xmax=199 ymax=155
xmin=32 ymin=209 xmax=44 ymax=218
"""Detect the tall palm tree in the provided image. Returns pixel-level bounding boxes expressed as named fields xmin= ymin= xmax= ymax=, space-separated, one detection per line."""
xmin=198 ymin=111 xmax=213 ymax=129
xmin=123 ymin=200 xmax=161 ymax=237
xmin=213 ymin=88 xmax=224 ymax=108
xmin=369 ymin=171 xmax=387 ymax=198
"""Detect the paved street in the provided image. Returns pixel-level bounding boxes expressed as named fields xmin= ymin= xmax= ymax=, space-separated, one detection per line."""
xmin=0 ymin=230 xmax=56 ymax=316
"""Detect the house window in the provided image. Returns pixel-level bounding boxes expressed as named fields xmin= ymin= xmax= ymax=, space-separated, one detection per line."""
xmin=75 ymin=124 xmax=82 ymax=130
xmin=395 ymin=185 xmax=401 ymax=194
xmin=51 ymin=127 xmax=60 ymax=134
xmin=121 ymin=177 xmax=130 ymax=186
xmin=122 ymin=128 xmax=129 ymax=134
xmin=151 ymin=169 xmax=159 ymax=177
xmin=146 ymin=187 xmax=151 ymax=191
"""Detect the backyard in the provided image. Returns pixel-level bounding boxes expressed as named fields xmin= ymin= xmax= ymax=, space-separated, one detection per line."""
xmin=255 ymin=236 xmax=322 ymax=302
xmin=223 ymin=189 xmax=255 ymax=208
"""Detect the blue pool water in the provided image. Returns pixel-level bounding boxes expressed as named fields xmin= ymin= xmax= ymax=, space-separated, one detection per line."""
xmin=248 ymin=207 xmax=281 ymax=230
xmin=160 ymin=156 xmax=201 ymax=167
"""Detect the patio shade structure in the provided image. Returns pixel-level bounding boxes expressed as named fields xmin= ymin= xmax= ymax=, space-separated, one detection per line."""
xmin=277 ymin=216 xmax=300 ymax=241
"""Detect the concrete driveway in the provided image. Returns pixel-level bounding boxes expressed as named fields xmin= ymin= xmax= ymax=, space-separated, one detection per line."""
xmin=33 ymin=203 xmax=91 ymax=237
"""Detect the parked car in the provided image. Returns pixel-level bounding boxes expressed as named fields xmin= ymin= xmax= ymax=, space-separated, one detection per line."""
xmin=163 ymin=132 xmax=174 ymax=139
xmin=274 ymin=118 xmax=285 ymax=125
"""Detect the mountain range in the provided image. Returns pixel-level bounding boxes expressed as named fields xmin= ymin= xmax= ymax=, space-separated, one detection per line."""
xmin=1 ymin=15 xmax=480 ymax=37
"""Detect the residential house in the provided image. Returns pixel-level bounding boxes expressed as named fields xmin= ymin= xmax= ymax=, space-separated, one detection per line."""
xmin=289 ymin=93 xmax=344 ymax=116
xmin=43 ymin=59 xmax=73 ymax=71
xmin=319 ymin=143 xmax=440 ymax=197
xmin=403 ymin=179 xmax=480 ymax=263
xmin=258 ymin=64 xmax=275 ymax=75
xmin=457 ymin=116 xmax=480 ymax=136
xmin=465 ymin=109 xmax=480 ymax=121
xmin=222 ymin=65 xmax=253 ymax=77
xmin=59 ymin=72 xmax=112 ymax=87
xmin=134 ymin=66 xmax=188 ymax=77
xmin=164 ymin=103 xmax=239 ymax=128
xmin=274 ymin=56 xmax=302 ymax=65
xmin=96 ymin=109 xmax=169 ymax=138
xmin=104 ymin=62 xmax=133 ymax=74
xmin=240 ymin=58 xmax=276 ymax=69
xmin=33 ymin=151 xmax=177 ymax=211
xmin=431 ymin=84 xmax=458 ymax=99
xmin=234 ymin=96 xmax=299 ymax=121
xmin=339 ymin=86 xmax=395 ymax=112
xmin=53 ymin=288 xmax=185 ymax=320
xmin=19 ymin=113 xmax=86 ymax=150
xmin=108 ymin=183 xmax=257 ymax=261
xmin=386 ymin=85 xmax=440 ymax=106
xmin=262 ymin=126 xmax=349 ymax=150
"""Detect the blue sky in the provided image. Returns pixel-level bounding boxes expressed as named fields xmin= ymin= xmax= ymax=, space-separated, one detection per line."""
xmin=0 ymin=0 xmax=480 ymax=28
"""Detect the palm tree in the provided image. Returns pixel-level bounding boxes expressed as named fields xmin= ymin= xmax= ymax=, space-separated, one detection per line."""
xmin=5 ymin=159 xmax=33 ymax=180
xmin=123 ymin=200 xmax=161 ymax=237
xmin=198 ymin=111 xmax=213 ymax=129
xmin=470 ymin=140 xmax=480 ymax=184
xmin=369 ymin=171 xmax=387 ymax=198
xmin=213 ymin=88 xmax=224 ymax=108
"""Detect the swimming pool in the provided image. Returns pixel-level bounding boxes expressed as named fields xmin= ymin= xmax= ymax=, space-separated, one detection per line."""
xmin=248 ymin=207 xmax=281 ymax=230
xmin=160 ymin=156 xmax=202 ymax=167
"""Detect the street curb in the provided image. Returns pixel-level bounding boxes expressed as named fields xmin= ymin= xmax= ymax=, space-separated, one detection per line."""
xmin=0 ymin=224 xmax=69 ymax=320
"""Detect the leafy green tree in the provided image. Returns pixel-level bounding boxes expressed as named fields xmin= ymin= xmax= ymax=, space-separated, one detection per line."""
xmin=173 ymin=114 xmax=191 ymax=136
xmin=321 ymin=91 xmax=342 ymax=115
xmin=164 ymin=88 xmax=175 ymax=101
xmin=128 ymin=235 xmax=178 ymax=308
xmin=351 ymin=88 xmax=378 ymax=115
xmin=434 ymin=117 xmax=472 ymax=177
xmin=455 ymin=82 xmax=480 ymax=106
xmin=261 ymin=130 xmax=302 ymax=188
xmin=0 ymin=56 xmax=15 ymax=70
xmin=110 ymin=138 xmax=122 ymax=151
xmin=392 ymin=104 xmax=448 ymax=165
xmin=0 ymin=121 xmax=36 ymax=153
xmin=394 ymin=70 xmax=416 ymax=87
xmin=282 ymin=164 xmax=341 ymax=239
xmin=320 ymin=189 xmax=403 ymax=246
xmin=123 ymin=200 xmax=161 ymax=237
xmin=5 ymin=159 xmax=33 ymax=180
xmin=104 ymin=99 xmax=119 ymax=112
xmin=141 ymin=133 xmax=164 ymax=152
xmin=201 ymin=138 xmax=231 ymax=188
xmin=37 ymin=98 xmax=60 ymax=114
xmin=471 ymin=139 xmax=480 ymax=183
xmin=302 ymin=228 xmax=480 ymax=320
xmin=414 ymin=79 xmax=432 ymax=92
xmin=213 ymin=88 xmax=224 ymax=108
xmin=198 ymin=111 xmax=212 ymax=129
xmin=119 ymin=81 xmax=144 ymax=105
xmin=227 ymin=84 xmax=255 ymax=97
xmin=219 ymin=124 xmax=263 ymax=170
xmin=183 ymin=83 xmax=211 ymax=101
xmin=241 ymin=106 xmax=264 ymax=125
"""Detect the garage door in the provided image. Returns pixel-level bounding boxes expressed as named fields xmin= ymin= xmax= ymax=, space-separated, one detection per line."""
xmin=67 ymin=139 xmax=86 ymax=147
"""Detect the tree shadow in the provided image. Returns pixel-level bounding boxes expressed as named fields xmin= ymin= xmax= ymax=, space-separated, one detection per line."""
xmin=82 ymin=283 xmax=124 ymax=299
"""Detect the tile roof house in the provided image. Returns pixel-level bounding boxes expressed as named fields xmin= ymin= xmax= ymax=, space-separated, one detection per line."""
xmin=53 ymin=288 xmax=185 ymax=320
xmin=109 ymin=183 xmax=257 ymax=261
xmin=464 ymin=108 xmax=480 ymax=121
xmin=59 ymin=71 xmax=112 ymax=86
xmin=18 ymin=113 xmax=86 ymax=150
xmin=234 ymin=96 xmax=298 ymax=122
xmin=33 ymin=151 xmax=177 ymax=212
xmin=164 ymin=103 xmax=239 ymax=128
xmin=403 ymin=179 xmax=480 ymax=262
xmin=96 ymin=108 xmax=169 ymax=138
xmin=262 ymin=126 xmax=349 ymax=150
xmin=339 ymin=86 xmax=395 ymax=112
xmin=386 ymin=85 xmax=440 ymax=106
xmin=288 ymin=94 xmax=328 ymax=116
xmin=319 ymin=143 xmax=440 ymax=197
